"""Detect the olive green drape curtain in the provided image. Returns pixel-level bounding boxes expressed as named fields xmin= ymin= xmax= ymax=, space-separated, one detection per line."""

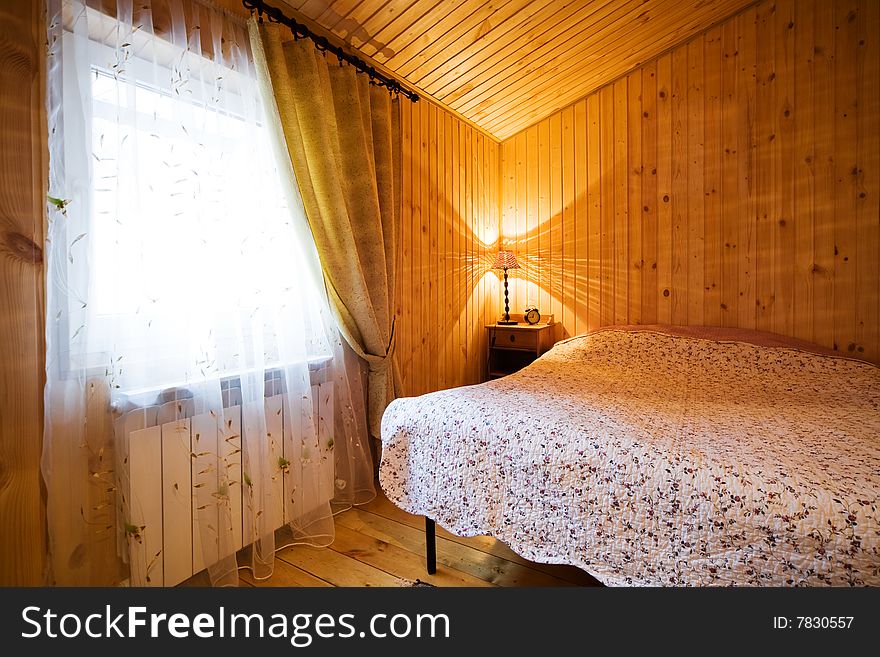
xmin=249 ymin=20 xmax=401 ymax=438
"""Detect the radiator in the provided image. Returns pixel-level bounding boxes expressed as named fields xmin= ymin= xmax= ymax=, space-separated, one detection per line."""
xmin=124 ymin=378 xmax=335 ymax=586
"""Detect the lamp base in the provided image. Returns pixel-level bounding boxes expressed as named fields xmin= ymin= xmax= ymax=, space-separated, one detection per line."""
xmin=496 ymin=320 xmax=519 ymax=325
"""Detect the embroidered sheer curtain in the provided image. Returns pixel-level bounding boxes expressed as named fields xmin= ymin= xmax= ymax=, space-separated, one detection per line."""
xmin=44 ymin=0 xmax=374 ymax=586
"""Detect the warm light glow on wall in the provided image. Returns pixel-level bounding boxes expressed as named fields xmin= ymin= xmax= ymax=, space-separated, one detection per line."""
xmin=475 ymin=211 xmax=499 ymax=248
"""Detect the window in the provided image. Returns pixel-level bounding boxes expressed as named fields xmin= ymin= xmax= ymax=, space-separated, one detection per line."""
xmin=58 ymin=24 xmax=330 ymax=389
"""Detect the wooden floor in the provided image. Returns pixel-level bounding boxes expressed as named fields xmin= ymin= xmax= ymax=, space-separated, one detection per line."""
xmin=183 ymin=489 xmax=600 ymax=587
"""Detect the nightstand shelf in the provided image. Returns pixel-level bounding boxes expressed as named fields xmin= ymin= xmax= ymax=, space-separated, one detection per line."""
xmin=485 ymin=319 xmax=556 ymax=380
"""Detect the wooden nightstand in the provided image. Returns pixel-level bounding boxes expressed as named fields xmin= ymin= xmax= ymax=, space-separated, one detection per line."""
xmin=485 ymin=317 xmax=557 ymax=380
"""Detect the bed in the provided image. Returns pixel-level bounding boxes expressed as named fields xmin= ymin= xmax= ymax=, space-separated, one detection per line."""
xmin=379 ymin=326 xmax=880 ymax=586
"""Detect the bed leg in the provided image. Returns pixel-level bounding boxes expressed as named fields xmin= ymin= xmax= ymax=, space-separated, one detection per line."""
xmin=425 ymin=517 xmax=436 ymax=575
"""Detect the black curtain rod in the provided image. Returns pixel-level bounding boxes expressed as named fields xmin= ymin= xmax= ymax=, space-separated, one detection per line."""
xmin=242 ymin=0 xmax=419 ymax=102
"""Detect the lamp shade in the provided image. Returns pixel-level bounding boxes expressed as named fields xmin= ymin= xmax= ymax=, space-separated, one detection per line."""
xmin=491 ymin=250 xmax=520 ymax=270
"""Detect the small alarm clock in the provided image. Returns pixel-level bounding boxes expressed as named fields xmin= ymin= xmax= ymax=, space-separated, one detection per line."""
xmin=523 ymin=306 xmax=541 ymax=325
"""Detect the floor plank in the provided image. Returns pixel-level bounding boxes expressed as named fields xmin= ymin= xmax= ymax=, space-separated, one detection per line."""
xmin=240 ymin=558 xmax=332 ymax=588
xmin=362 ymin=491 xmax=600 ymax=586
xmin=338 ymin=507 xmax=580 ymax=587
xmin=276 ymin=543 xmax=402 ymax=587
xmin=329 ymin=523 xmax=494 ymax=587
xmin=179 ymin=569 xmax=257 ymax=587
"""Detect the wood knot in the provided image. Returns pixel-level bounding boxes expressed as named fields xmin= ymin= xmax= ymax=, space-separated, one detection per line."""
xmin=4 ymin=231 xmax=42 ymax=265
xmin=662 ymin=289 xmax=670 ymax=297
xmin=68 ymin=542 xmax=88 ymax=570
xmin=0 ymin=459 xmax=9 ymax=491
xmin=0 ymin=34 xmax=36 ymax=80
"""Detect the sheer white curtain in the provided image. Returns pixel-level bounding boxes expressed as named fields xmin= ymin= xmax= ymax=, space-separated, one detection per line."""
xmin=44 ymin=0 xmax=375 ymax=586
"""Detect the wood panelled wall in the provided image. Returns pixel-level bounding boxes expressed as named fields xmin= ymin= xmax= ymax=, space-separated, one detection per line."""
xmin=395 ymin=101 xmax=501 ymax=396
xmin=500 ymin=0 xmax=879 ymax=363
xmin=0 ymin=0 xmax=47 ymax=585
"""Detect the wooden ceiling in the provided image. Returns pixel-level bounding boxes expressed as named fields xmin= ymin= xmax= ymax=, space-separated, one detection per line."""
xmin=279 ymin=0 xmax=757 ymax=140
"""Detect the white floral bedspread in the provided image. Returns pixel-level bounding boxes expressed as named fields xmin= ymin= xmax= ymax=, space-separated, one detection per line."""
xmin=379 ymin=329 xmax=880 ymax=586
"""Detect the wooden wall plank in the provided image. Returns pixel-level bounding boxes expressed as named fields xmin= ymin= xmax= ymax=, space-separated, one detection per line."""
xmin=720 ymin=17 xmax=740 ymax=327
xmin=626 ymin=71 xmax=642 ymax=328
xmin=833 ymin=1 xmax=859 ymax=355
xmin=550 ymin=112 xmax=563 ymax=325
xmin=562 ymin=105 xmax=576 ymax=337
xmin=526 ymin=124 xmax=539 ymax=313
xmin=754 ymin=1 xmax=775 ymax=331
xmin=613 ymin=78 xmax=629 ymax=326
xmin=443 ymin=111 xmax=453 ymax=390
xmin=704 ymin=27 xmax=723 ymax=327
xmin=451 ymin=112 xmax=462 ymax=389
xmin=586 ymin=93 xmax=602 ymax=331
xmin=656 ymin=54 xmax=673 ymax=325
xmin=428 ymin=103 xmax=438 ymax=393
xmin=857 ymin=0 xmax=880 ymax=362
xmin=671 ymin=45 xmax=689 ymax=325
xmin=686 ymin=38 xmax=704 ymax=327
xmin=0 ymin=0 xmax=46 ymax=585
xmin=792 ymin=0 xmax=815 ymax=343
xmin=573 ymin=99 xmax=589 ymax=334
xmin=774 ymin=0 xmax=796 ymax=337
xmin=599 ymin=86 xmax=615 ymax=327
xmin=399 ymin=101 xmax=412 ymax=392
xmin=419 ymin=101 xmax=429 ymax=394
xmin=514 ymin=130 xmax=526 ymax=313
xmin=736 ymin=7 xmax=758 ymax=331
xmin=464 ymin=120 xmax=473 ymax=386
xmin=640 ymin=61 xmax=659 ymax=326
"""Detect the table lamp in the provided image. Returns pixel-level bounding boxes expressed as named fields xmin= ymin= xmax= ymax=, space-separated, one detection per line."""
xmin=491 ymin=250 xmax=520 ymax=325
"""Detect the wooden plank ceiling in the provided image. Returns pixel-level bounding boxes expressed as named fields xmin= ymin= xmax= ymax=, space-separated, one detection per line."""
xmin=280 ymin=0 xmax=757 ymax=140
